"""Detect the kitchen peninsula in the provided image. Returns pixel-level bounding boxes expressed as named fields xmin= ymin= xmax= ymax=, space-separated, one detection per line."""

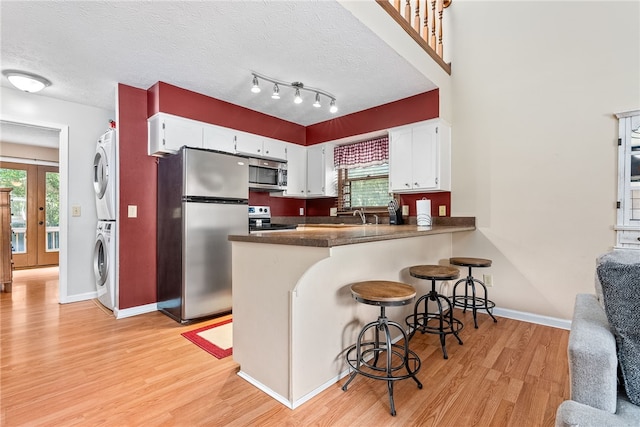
xmin=228 ymin=219 xmax=475 ymax=409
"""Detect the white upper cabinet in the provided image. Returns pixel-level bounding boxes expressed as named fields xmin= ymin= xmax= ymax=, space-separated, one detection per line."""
xmin=306 ymin=144 xmax=336 ymax=197
xmin=234 ymin=131 xmax=287 ymax=161
xmin=202 ymin=124 xmax=235 ymax=153
xmin=148 ymin=113 xmax=203 ymax=156
xmin=615 ymin=110 xmax=640 ymax=249
xmin=276 ymin=142 xmax=336 ymax=198
xmin=282 ymin=143 xmax=307 ymax=197
xmin=389 ymin=119 xmax=451 ymax=192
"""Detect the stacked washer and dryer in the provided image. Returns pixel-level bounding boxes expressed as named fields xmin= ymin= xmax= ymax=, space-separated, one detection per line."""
xmin=93 ymin=128 xmax=117 ymax=311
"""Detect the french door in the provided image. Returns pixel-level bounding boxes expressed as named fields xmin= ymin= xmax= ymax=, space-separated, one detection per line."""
xmin=0 ymin=162 xmax=59 ymax=268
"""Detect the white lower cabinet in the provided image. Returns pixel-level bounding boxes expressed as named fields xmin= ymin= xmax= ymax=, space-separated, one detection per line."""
xmin=389 ymin=119 xmax=451 ymax=192
xmin=148 ymin=113 xmax=204 ymax=156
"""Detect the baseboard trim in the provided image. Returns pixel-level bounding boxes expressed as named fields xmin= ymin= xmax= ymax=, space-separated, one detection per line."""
xmin=60 ymin=291 xmax=98 ymax=304
xmin=492 ymin=307 xmax=571 ymax=330
xmin=114 ymin=303 xmax=158 ymax=319
xmin=237 ymin=371 xmax=293 ymax=409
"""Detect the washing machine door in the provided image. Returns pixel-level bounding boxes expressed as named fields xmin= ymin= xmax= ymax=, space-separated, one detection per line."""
xmin=93 ymin=147 xmax=109 ymax=199
xmin=94 ymin=233 xmax=108 ymax=288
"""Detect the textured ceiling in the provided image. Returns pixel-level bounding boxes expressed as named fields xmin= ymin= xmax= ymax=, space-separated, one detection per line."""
xmin=0 ymin=0 xmax=436 ymax=141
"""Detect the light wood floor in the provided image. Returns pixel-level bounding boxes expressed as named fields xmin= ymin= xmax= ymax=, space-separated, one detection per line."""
xmin=1 ymin=269 xmax=569 ymax=426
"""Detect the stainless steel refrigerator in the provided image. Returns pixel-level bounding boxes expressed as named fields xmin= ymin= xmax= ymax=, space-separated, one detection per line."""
xmin=157 ymin=146 xmax=248 ymax=323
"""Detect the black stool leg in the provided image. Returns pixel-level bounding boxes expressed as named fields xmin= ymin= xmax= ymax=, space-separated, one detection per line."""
xmin=433 ymin=294 xmax=448 ymax=359
xmin=473 ymin=277 xmax=498 ymax=323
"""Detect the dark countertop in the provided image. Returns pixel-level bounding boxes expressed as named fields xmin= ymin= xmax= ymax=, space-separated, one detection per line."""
xmin=229 ymin=217 xmax=476 ymax=248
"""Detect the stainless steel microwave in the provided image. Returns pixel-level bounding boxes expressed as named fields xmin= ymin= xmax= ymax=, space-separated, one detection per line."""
xmin=248 ymin=157 xmax=287 ymax=191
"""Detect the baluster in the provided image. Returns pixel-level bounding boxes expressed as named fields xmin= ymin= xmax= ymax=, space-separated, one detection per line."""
xmin=430 ymin=0 xmax=437 ymax=49
xmin=394 ymin=0 xmax=401 ymax=12
xmin=422 ymin=2 xmax=429 ymax=41
xmin=405 ymin=0 xmax=411 ymax=22
xmin=414 ymin=0 xmax=421 ymax=32
xmin=437 ymin=0 xmax=444 ymax=57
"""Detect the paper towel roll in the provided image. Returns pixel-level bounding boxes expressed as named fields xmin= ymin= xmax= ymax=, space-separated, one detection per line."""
xmin=416 ymin=198 xmax=432 ymax=226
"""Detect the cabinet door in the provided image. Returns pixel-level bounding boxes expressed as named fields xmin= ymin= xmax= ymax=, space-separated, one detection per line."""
xmin=203 ymin=124 xmax=235 ymax=154
xmin=234 ymin=132 xmax=264 ymax=157
xmin=283 ymin=143 xmax=307 ymax=196
xmin=389 ymin=128 xmax=413 ymax=192
xmin=306 ymin=145 xmax=325 ymax=196
xmin=262 ymin=138 xmax=287 ymax=161
xmin=163 ymin=115 xmax=203 ymax=151
xmin=411 ymin=123 xmax=438 ymax=190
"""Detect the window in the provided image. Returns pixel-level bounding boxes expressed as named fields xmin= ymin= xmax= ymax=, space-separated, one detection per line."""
xmin=334 ymin=136 xmax=392 ymax=211
xmin=337 ymin=164 xmax=391 ymax=211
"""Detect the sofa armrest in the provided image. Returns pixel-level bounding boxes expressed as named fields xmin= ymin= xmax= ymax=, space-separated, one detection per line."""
xmin=555 ymin=397 xmax=640 ymax=427
xmin=568 ymin=294 xmax=618 ymax=413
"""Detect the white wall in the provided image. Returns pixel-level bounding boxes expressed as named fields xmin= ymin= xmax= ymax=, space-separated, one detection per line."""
xmin=449 ymin=1 xmax=640 ymax=319
xmin=1 ymin=86 xmax=113 ymax=300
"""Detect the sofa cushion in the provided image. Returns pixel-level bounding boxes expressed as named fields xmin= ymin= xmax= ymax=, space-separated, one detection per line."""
xmin=597 ymin=260 xmax=640 ymax=406
xmin=595 ymin=250 xmax=639 ymax=309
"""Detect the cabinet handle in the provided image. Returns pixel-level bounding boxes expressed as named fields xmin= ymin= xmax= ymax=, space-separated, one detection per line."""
xmin=414 ymin=182 xmax=419 ymax=186
xmin=405 ymin=183 xmax=410 ymax=187
xmin=637 ymin=237 xmax=640 ymax=242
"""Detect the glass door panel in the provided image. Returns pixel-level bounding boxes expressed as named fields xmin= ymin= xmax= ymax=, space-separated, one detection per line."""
xmin=38 ymin=167 xmax=59 ymax=265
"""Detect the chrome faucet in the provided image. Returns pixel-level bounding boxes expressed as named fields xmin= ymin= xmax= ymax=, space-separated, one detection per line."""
xmin=373 ymin=214 xmax=379 ymax=225
xmin=353 ymin=209 xmax=366 ymax=224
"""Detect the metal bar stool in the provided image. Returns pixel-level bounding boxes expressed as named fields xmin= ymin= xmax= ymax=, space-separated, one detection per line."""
xmin=450 ymin=257 xmax=497 ymax=329
xmin=405 ymin=265 xmax=463 ymax=359
xmin=342 ymin=280 xmax=422 ymax=416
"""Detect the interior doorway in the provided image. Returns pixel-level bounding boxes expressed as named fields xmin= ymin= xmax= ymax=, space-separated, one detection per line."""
xmin=0 ymin=161 xmax=60 ymax=269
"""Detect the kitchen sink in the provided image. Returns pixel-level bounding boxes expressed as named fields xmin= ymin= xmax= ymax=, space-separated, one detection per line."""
xmin=299 ymin=223 xmax=377 ymax=228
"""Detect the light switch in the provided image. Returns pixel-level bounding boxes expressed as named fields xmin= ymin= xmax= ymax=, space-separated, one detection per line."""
xmin=71 ymin=205 xmax=81 ymax=217
xmin=299 ymin=207 xmax=304 ymax=216
xmin=128 ymin=205 xmax=138 ymax=218
xmin=402 ymin=205 xmax=409 ymax=216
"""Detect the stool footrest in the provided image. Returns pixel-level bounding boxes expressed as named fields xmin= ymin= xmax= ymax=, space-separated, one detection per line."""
xmin=406 ymin=313 xmax=464 ymax=336
xmin=344 ymin=343 xmax=421 ymax=382
xmin=452 ymin=296 xmax=496 ymax=310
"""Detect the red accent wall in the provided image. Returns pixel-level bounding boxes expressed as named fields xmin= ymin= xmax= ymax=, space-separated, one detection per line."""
xmin=117 ymin=84 xmax=158 ymax=309
xmin=306 ymin=90 xmax=439 ymax=145
xmin=248 ymin=191 xmax=305 ymax=216
xmin=398 ymin=192 xmax=451 ymax=217
xmin=147 ymin=82 xmax=306 ymax=144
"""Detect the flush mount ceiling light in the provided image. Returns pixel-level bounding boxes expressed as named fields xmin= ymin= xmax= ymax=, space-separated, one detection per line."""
xmin=2 ymin=69 xmax=51 ymax=93
xmin=250 ymin=72 xmax=337 ymax=114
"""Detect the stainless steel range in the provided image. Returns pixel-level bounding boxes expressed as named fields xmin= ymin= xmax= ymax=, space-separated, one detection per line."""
xmin=248 ymin=206 xmax=298 ymax=233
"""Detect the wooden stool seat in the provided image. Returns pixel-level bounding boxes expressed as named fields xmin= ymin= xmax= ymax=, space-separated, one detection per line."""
xmin=450 ymin=257 xmax=492 ymax=268
xmin=343 ymin=280 xmax=422 ymax=416
xmin=406 ymin=265 xmax=463 ymax=359
xmin=450 ymin=257 xmax=497 ymax=328
xmin=350 ymin=281 xmax=416 ymax=306
xmin=409 ymin=265 xmax=460 ymax=281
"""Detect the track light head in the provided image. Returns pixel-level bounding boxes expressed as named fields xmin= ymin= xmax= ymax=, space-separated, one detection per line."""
xmin=313 ymin=93 xmax=321 ymax=108
xmin=271 ymin=84 xmax=280 ymax=99
xmin=294 ymin=88 xmax=303 ymax=104
xmin=329 ymin=99 xmax=338 ymax=114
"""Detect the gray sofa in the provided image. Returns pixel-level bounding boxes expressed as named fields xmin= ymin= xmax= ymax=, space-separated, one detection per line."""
xmin=555 ymin=250 xmax=640 ymax=427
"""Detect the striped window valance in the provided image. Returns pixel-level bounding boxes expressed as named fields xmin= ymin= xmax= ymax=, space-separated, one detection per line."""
xmin=334 ymin=136 xmax=389 ymax=169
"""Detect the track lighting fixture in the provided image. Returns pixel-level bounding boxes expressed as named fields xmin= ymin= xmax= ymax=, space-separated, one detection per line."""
xmin=250 ymin=72 xmax=338 ymax=114
xmin=2 ymin=69 xmax=51 ymax=93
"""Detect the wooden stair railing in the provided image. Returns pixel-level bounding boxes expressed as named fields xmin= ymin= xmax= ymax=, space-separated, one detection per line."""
xmin=379 ymin=0 xmax=452 ymax=75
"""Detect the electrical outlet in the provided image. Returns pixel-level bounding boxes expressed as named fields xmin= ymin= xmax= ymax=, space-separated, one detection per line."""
xmin=483 ymin=274 xmax=493 ymax=287
xmin=128 ymin=205 xmax=138 ymax=218
xmin=402 ymin=205 xmax=409 ymax=216
xmin=71 ymin=205 xmax=81 ymax=217
xmin=299 ymin=207 xmax=304 ymax=216
xmin=439 ymin=205 xmax=446 ymax=216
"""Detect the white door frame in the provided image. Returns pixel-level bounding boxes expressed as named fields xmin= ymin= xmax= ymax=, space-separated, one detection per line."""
xmin=0 ymin=114 xmax=69 ymax=302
